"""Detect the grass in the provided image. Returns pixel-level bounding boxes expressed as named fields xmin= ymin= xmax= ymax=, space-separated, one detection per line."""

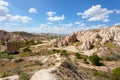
xmin=78 ymin=67 xmax=109 ymax=80
xmin=74 ymin=41 xmax=83 ymax=46
xmin=0 ymin=72 xmax=9 ymax=78
xmin=92 ymin=68 xmax=109 ymax=78
xmin=105 ymin=41 xmax=117 ymax=48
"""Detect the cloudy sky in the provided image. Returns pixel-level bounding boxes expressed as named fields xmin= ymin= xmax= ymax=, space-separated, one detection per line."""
xmin=0 ymin=0 xmax=120 ymax=34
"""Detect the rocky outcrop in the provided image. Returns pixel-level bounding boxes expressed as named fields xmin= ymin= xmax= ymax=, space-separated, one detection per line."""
xmin=79 ymin=40 xmax=92 ymax=50
xmin=49 ymin=38 xmax=68 ymax=47
xmin=99 ymin=26 xmax=120 ymax=44
xmin=50 ymin=26 xmax=120 ymax=50
xmin=53 ymin=59 xmax=89 ymax=80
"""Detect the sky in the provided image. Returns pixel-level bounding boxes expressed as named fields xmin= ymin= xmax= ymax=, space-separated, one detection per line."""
xmin=0 ymin=0 xmax=120 ymax=34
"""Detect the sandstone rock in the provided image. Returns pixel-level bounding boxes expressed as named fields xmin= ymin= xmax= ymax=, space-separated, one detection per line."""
xmin=66 ymin=32 xmax=77 ymax=43
xmin=49 ymin=26 xmax=120 ymax=50
xmin=79 ymin=40 xmax=92 ymax=50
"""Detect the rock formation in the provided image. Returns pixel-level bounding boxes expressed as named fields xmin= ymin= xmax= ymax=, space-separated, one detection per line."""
xmin=49 ymin=26 xmax=120 ymax=50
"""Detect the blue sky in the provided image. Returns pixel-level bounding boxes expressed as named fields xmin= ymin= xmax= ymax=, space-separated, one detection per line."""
xmin=0 ymin=0 xmax=120 ymax=34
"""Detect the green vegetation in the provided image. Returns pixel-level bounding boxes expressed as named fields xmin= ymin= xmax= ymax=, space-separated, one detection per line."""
xmin=112 ymin=67 xmax=120 ymax=80
xmin=23 ymin=47 xmax=32 ymax=53
xmin=75 ymin=52 xmax=81 ymax=59
xmin=74 ymin=52 xmax=88 ymax=64
xmin=34 ymin=60 xmax=43 ymax=66
xmin=102 ymin=53 xmax=120 ymax=61
xmin=74 ymin=41 xmax=83 ymax=46
xmin=60 ymin=50 xmax=68 ymax=56
xmin=105 ymin=41 xmax=117 ymax=48
xmin=51 ymin=49 xmax=60 ymax=54
xmin=89 ymin=54 xmax=100 ymax=66
xmin=0 ymin=72 xmax=9 ymax=78
xmin=0 ymin=52 xmax=13 ymax=59
xmin=83 ymin=57 xmax=88 ymax=64
xmin=12 ymin=67 xmax=30 ymax=80
xmin=92 ymin=69 xmax=109 ymax=78
xmin=19 ymin=72 xmax=29 ymax=80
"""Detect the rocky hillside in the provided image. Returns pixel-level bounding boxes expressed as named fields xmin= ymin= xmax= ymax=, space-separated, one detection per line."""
xmin=0 ymin=30 xmax=40 ymax=42
xmin=0 ymin=30 xmax=60 ymax=43
xmin=50 ymin=26 xmax=120 ymax=50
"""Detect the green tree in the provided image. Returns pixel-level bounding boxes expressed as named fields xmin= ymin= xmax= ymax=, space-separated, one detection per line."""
xmin=89 ymin=54 xmax=100 ymax=66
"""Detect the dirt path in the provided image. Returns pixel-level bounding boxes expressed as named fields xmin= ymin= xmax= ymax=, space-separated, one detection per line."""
xmin=30 ymin=54 xmax=63 ymax=80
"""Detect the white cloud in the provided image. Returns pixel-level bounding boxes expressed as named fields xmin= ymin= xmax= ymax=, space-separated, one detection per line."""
xmin=46 ymin=11 xmax=56 ymax=16
xmin=0 ymin=6 xmax=9 ymax=16
xmin=0 ymin=0 xmax=31 ymax=23
xmin=77 ymin=12 xmax=82 ymax=16
xmin=0 ymin=14 xmax=31 ymax=23
xmin=47 ymin=11 xmax=65 ymax=22
xmin=90 ymin=24 xmax=108 ymax=29
xmin=78 ymin=23 xmax=86 ymax=27
xmin=75 ymin=21 xmax=81 ymax=25
xmin=114 ymin=9 xmax=120 ymax=14
xmin=60 ymin=23 xmax=73 ymax=28
xmin=0 ymin=0 xmax=9 ymax=6
xmin=0 ymin=0 xmax=9 ymax=16
xmin=29 ymin=8 xmax=37 ymax=13
xmin=77 ymin=5 xmax=113 ymax=22
xmin=114 ymin=23 xmax=120 ymax=26
xmin=47 ymin=15 xmax=64 ymax=21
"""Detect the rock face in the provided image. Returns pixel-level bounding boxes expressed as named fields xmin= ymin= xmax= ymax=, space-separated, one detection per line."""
xmin=30 ymin=69 xmax=57 ymax=80
xmin=54 ymin=59 xmax=89 ymax=80
xmin=79 ymin=40 xmax=92 ymax=50
xmin=50 ymin=26 xmax=120 ymax=50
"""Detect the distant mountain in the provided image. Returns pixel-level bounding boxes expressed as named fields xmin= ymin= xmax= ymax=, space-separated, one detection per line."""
xmin=0 ymin=30 xmax=62 ymax=42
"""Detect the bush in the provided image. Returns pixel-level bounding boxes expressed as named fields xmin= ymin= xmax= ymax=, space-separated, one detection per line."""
xmin=112 ymin=67 xmax=120 ymax=80
xmin=83 ymin=57 xmax=88 ymax=64
xmin=52 ymin=49 xmax=60 ymax=54
xmin=23 ymin=47 xmax=32 ymax=53
xmin=92 ymin=69 xmax=108 ymax=78
xmin=12 ymin=67 xmax=23 ymax=74
xmin=60 ymin=50 xmax=68 ymax=56
xmin=75 ymin=52 xmax=81 ymax=59
xmin=89 ymin=54 xmax=100 ymax=66
xmin=0 ymin=72 xmax=9 ymax=78
xmin=19 ymin=72 xmax=29 ymax=80
xmin=12 ymin=67 xmax=30 ymax=80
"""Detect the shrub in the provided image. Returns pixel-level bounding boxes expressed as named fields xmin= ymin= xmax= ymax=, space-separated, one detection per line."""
xmin=12 ymin=67 xmax=30 ymax=80
xmin=19 ymin=72 xmax=29 ymax=80
xmin=83 ymin=57 xmax=88 ymax=64
xmin=0 ymin=72 xmax=9 ymax=78
xmin=23 ymin=47 xmax=32 ymax=53
xmin=12 ymin=67 xmax=23 ymax=74
xmin=60 ymin=50 xmax=68 ymax=56
xmin=52 ymin=49 xmax=60 ymax=54
xmin=92 ymin=69 xmax=108 ymax=78
xmin=89 ymin=54 xmax=100 ymax=66
xmin=75 ymin=52 xmax=81 ymax=59
xmin=112 ymin=67 xmax=120 ymax=80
